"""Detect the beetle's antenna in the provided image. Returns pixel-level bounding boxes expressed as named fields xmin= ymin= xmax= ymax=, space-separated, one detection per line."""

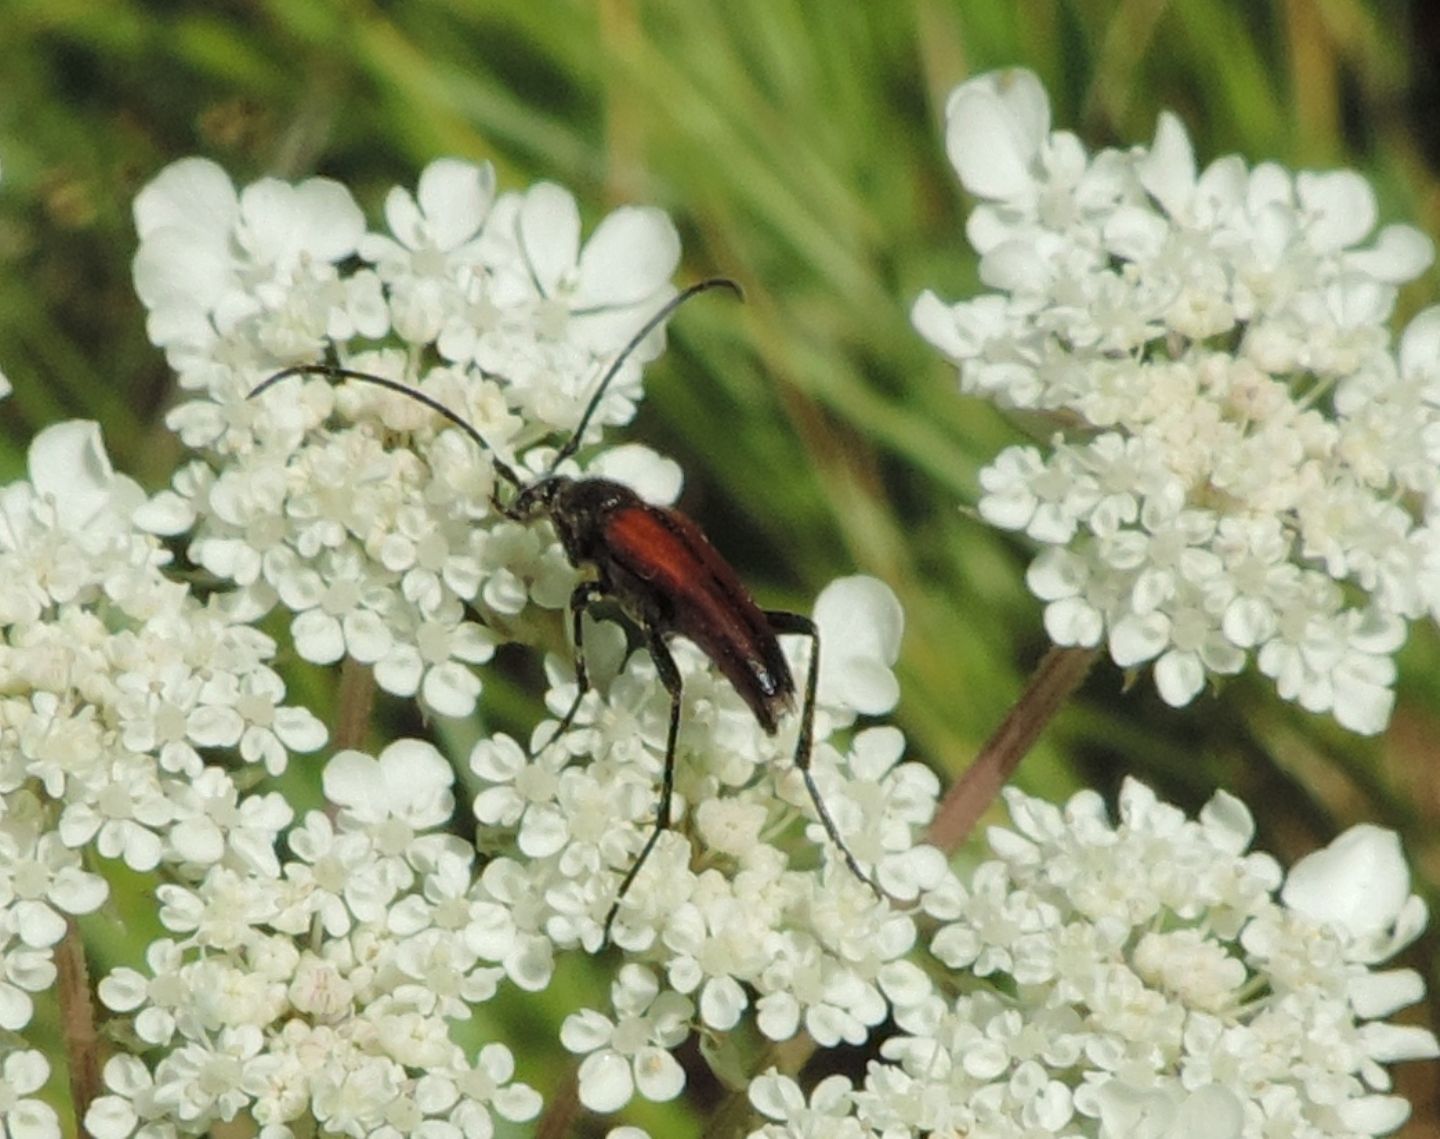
xmin=549 ymin=276 xmax=743 ymax=474
xmin=249 ymin=364 xmax=525 ymax=489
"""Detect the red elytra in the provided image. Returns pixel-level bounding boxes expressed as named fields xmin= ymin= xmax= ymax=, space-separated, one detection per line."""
xmin=600 ymin=494 xmax=794 ymax=731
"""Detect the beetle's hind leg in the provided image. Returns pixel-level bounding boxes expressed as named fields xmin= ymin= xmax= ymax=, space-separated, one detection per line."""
xmin=764 ymin=610 xmax=879 ymax=894
xmin=602 ymin=632 xmax=683 ymax=943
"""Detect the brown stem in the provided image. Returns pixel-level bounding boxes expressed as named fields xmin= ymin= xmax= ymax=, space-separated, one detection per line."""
xmin=56 ymin=917 xmax=103 ymax=1124
xmin=332 ymin=657 xmax=377 ymax=753
xmin=533 ymin=1059 xmax=580 ymax=1139
xmin=928 ymin=644 xmax=1098 ymax=853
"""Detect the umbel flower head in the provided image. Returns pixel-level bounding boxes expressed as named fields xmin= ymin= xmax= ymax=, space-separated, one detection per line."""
xmin=83 ymin=744 xmax=543 ymax=1139
xmin=755 ymin=780 xmax=1438 ymax=1139
xmin=914 ymin=68 xmax=1440 ymax=733
xmin=119 ymin=156 xmax=949 ymax=1130
xmin=132 ymin=156 xmax=689 ymax=718
xmin=0 ymin=419 xmax=321 ymax=960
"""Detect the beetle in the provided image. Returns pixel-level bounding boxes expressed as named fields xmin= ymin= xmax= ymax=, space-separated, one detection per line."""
xmin=250 ymin=278 xmax=877 ymax=938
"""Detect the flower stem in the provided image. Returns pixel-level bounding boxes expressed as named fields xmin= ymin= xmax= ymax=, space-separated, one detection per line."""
xmin=56 ymin=917 xmax=102 ymax=1124
xmin=333 ymin=657 xmax=376 ymax=753
xmin=928 ymin=644 xmax=1098 ymax=852
xmin=701 ymin=1035 xmax=813 ymax=1139
xmin=534 ymin=1060 xmax=580 ymax=1139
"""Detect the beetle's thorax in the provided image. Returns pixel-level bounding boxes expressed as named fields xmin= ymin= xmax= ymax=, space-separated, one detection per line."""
xmin=514 ymin=475 xmax=642 ymax=567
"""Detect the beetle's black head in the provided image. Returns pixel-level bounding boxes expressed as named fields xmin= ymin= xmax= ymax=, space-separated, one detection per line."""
xmin=508 ymin=474 xmax=572 ymax=522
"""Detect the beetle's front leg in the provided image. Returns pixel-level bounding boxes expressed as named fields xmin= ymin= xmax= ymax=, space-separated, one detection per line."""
xmin=537 ymin=580 xmax=606 ymax=752
xmin=764 ymin=609 xmax=878 ymax=893
xmin=603 ymin=632 xmax=683 ymax=943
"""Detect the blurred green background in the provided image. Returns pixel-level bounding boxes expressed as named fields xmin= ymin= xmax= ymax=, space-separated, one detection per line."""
xmin=2 ymin=0 xmax=1438 ymax=1134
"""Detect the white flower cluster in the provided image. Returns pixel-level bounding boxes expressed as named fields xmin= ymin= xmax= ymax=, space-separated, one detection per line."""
xmin=76 ymin=150 xmax=1428 ymax=1139
xmin=124 ymin=157 xmax=960 ymax=1122
xmin=133 ymin=156 xmax=689 ymax=717
xmin=83 ymin=742 xmax=541 ymax=1139
xmin=479 ymin=577 xmax=949 ymax=1112
xmin=66 ymin=575 xmax=940 ymax=1134
xmin=914 ymin=69 xmax=1440 ymax=733
xmin=0 ymin=419 xmax=321 ymax=1137
xmin=0 ymin=418 xmax=322 ymax=988
xmin=748 ymin=780 xmax=1438 ymax=1139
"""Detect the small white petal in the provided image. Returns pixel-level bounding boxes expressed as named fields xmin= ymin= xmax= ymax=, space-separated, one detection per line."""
xmin=1109 ymin=612 xmax=1169 ymax=666
xmin=698 ymin=976 xmax=746 ymax=1031
xmin=29 ymin=420 xmax=116 ymax=530
xmin=343 ymin=609 xmax=393 ymax=663
xmin=494 ymin=1082 xmax=543 ymax=1121
xmin=97 ymin=968 xmax=150 ymax=1013
xmin=814 ymin=575 xmax=904 ymax=714
xmin=575 ymin=206 xmax=681 ymax=309
xmin=560 ymin=1009 xmax=615 ymax=1054
xmin=589 ymin=445 xmax=683 ymax=505
xmin=1349 ymin=968 xmax=1427 ymax=1019
xmin=1138 ymin=111 xmax=1197 ymax=218
xmin=8 ymin=1099 xmax=60 ymax=1139
xmin=133 ymin=156 xmax=237 ymax=237
xmin=632 ymin=1046 xmax=686 ymax=1103
xmin=417 ymin=158 xmax=495 ymax=250
xmin=1154 ymin=649 xmax=1205 ymax=706
xmin=423 ymin=661 xmax=482 ymax=717
xmin=169 ymin=818 xmax=225 ymax=865
xmin=576 ymin=1050 xmax=635 ymax=1114
xmin=1337 ymin=1094 xmax=1412 ymax=1134
xmin=911 ymin=291 xmax=968 ymax=358
xmin=518 ymin=182 xmax=581 ymax=294
xmin=48 ymin=869 xmax=108 ymax=915
xmin=0 ymin=984 xmax=35 ymax=1030
xmin=291 ymin=609 xmax=345 ymax=664
xmin=84 ymin=1097 xmax=138 ymax=1139
xmin=1358 ymin=1021 xmax=1440 ymax=1063
xmin=1283 ymin=825 xmax=1411 ymax=937
xmin=944 ymin=69 xmax=1050 ymax=201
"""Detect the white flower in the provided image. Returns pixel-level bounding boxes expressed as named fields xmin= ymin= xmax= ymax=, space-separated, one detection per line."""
xmin=414 ymin=1042 xmax=542 ymax=1134
xmin=1091 ymin=1080 xmax=1244 ymax=1139
xmin=54 ymin=752 xmax=172 ymax=871
xmin=0 ymin=911 xmax=55 ymax=1032
xmin=747 ymin=1070 xmax=872 ymax=1139
xmin=359 ymin=158 xmax=497 ymax=284
xmin=84 ymin=1057 xmax=165 ymax=1139
xmin=165 ymin=769 xmax=293 ymax=875
xmin=134 ymin=157 xmax=696 ymax=720
xmin=916 ymin=68 xmax=1439 ymax=733
xmin=24 ymin=420 xmax=144 ymax=535
xmin=85 ymin=764 xmax=544 ymax=1139
xmin=0 ymin=806 xmax=108 ymax=947
xmin=0 ymin=414 xmax=324 ymax=915
xmin=1281 ymin=824 xmax=1421 ymax=946
xmin=323 ymin=739 xmax=455 ymax=831
xmin=813 ymin=576 xmax=904 ymax=715
xmin=864 ymin=780 xmax=1437 ymax=1139
xmin=133 ymin=157 xmax=369 ymax=374
xmin=560 ymin=964 xmax=693 ymax=1112
xmin=0 ymin=1050 xmax=60 ymax=1139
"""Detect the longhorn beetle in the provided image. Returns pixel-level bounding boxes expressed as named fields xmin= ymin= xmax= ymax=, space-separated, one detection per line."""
xmin=250 ymin=278 xmax=878 ymax=939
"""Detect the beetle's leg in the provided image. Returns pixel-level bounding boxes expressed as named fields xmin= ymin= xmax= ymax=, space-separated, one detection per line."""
xmin=764 ymin=610 xmax=878 ymax=892
xmin=602 ymin=633 xmax=683 ymax=943
xmin=537 ymin=580 xmax=606 ymax=752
